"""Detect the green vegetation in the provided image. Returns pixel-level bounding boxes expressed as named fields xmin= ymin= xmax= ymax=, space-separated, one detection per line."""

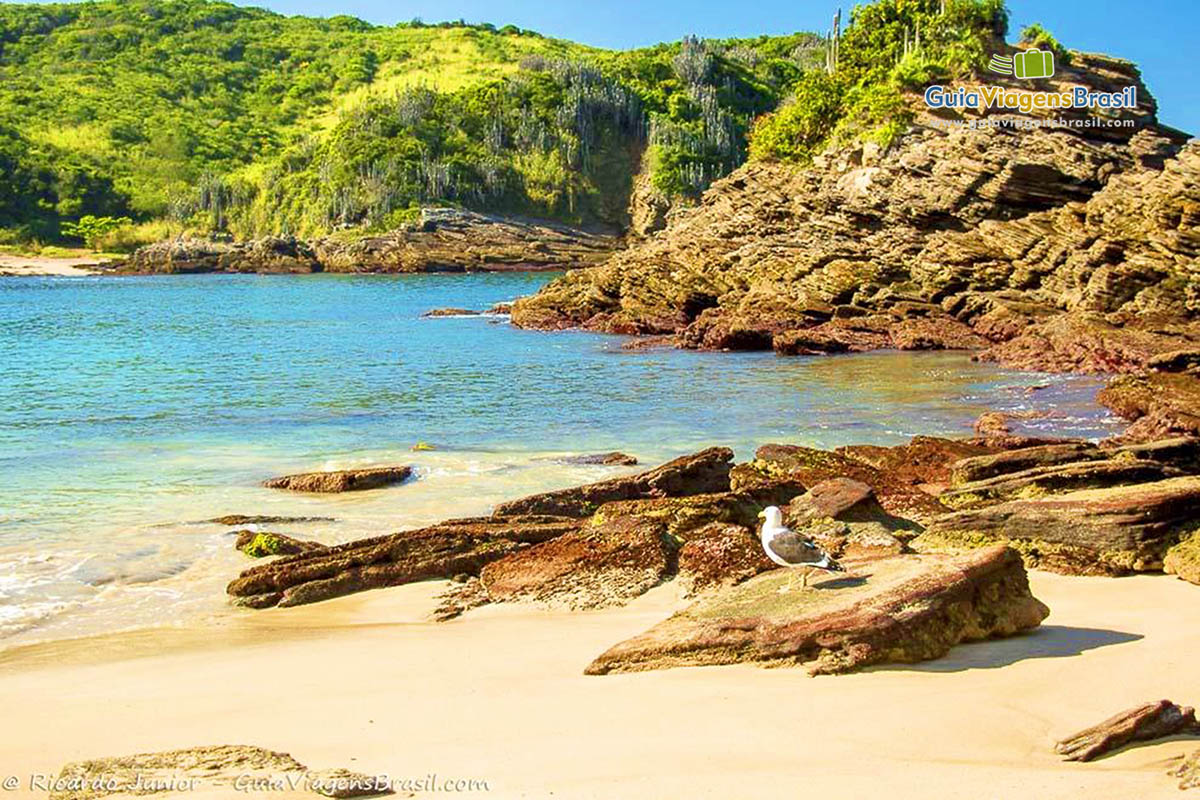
xmin=0 ymin=0 xmax=819 ymax=244
xmin=0 ymin=0 xmax=1015 ymax=245
xmin=1019 ymin=22 xmax=1071 ymax=65
xmin=748 ymin=0 xmax=1008 ymax=164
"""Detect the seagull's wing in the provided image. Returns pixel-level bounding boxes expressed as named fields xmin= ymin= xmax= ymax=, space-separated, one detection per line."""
xmin=767 ymin=531 xmax=830 ymax=566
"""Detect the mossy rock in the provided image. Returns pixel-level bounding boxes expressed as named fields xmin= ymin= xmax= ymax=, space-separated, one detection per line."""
xmin=1164 ymin=531 xmax=1200 ymax=585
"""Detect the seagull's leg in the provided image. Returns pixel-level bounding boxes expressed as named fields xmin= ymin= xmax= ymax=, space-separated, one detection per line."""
xmin=801 ymin=569 xmax=809 ymax=589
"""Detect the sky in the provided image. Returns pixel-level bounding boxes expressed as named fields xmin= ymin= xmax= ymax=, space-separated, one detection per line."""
xmin=4 ymin=0 xmax=1196 ymax=132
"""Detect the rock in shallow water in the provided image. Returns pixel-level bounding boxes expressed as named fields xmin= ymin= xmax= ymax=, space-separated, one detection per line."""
xmin=234 ymin=530 xmax=326 ymax=558
xmin=262 ymin=466 xmax=412 ymax=493
xmin=585 ymin=545 xmax=1048 ymax=676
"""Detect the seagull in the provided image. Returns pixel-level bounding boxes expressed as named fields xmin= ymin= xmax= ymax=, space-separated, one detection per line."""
xmin=757 ymin=505 xmax=844 ymax=591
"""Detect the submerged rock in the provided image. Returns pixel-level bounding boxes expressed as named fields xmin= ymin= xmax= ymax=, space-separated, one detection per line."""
xmin=421 ymin=307 xmax=480 ymax=317
xmin=234 ymin=530 xmax=326 ymax=558
xmin=493 ymin=447 xmax=733 ymax=517
xmin=1055 ymin=700 xmax=1199 ymax=762
xmin=226 ymin=515 xmax=581 ymax=608
xmin=585 ymin=546 xmax=1048 ymax=676
xmin=262 ymin=466 xmax=412 ymax=493
xmin=205 ymin=514 xmax=336 ymax=526
xmin=548 ymin=451 xmax=639 ymax=466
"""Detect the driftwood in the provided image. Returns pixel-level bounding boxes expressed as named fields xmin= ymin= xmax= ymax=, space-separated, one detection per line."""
xmin=1055 ymin=700 xmax=1199 ymax=762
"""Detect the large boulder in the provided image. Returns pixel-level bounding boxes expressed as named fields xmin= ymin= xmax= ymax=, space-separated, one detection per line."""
xmin=676 ymin=522 xmax=775 ymax=594
xmin=262 ymin=466 xmax=412 ymax=493
xmin=226 ymin=515 xmax=581 ymax=608
xmin=479 ymin=515 xmax=674 ymax=609
xmin=493 ymin=447 xmax=734 ymax=517
xmin=913 ymin=477 xmax=1200 ymax=574
xmin=585 ymin=546 xmax=1048 ymax=676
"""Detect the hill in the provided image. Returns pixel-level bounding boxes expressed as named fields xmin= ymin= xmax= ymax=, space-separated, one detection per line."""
xmin=0 ymin=0 xmax=821 ymax=246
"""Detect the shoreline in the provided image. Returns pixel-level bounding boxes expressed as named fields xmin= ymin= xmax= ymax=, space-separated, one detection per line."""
xmin=0 ymin=572 xmax=1194 ymax=798
xmin=0 ymin=254 xmax=104 ymax=276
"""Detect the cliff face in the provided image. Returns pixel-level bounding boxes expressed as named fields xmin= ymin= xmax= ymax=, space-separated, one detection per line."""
xmin=512 ymin=53 xmax=1199 ymax=373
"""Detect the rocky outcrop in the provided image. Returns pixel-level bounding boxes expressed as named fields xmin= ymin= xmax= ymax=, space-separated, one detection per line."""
xmin=1165 ymin=533 xmax=1200 ymax=585
xmin=314 ymin=208 xmax=618 ymax=273
xmin=938 ymin=458 xmax=1184 ymax=509
xmin=226 ymin=515 xmax=581 ymax=608
xmin=585 ymin=546 xmax=1048 ymax=676
xmin=913 ymin=477 xmax=1200 ymax=575
xmin=493 ymin=447 xmax=733 ymax=517
xmin=1099 ymin=372 xmax=1200 ymax=441
xmin=512 ymin=56 xmax=1198 ymax=376
xmin=111 ymin=235 xmax=322 ymax=274
xmin=676 ymin=522 xmax=774 ymax=594
xmin=262 ymin=466 xmax=412 ymax=493
xmin=111 ymin=208 xmax=619 ymax=274
xmin=1055 ymin=700 xmax=1199 ymax=762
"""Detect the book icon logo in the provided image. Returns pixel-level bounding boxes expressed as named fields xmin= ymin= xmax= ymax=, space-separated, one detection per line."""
xmin=989 ymin=50 xmax=1055 ymax=79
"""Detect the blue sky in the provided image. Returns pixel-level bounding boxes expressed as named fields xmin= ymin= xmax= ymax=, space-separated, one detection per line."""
xmin=6 ymin=0 xmax=1196 ymax=132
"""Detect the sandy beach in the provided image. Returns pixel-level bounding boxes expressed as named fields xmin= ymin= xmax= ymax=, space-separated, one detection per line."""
xmin=0 ymin=570 xmax=1194 ymax=799
xmin=0 ymin=255 xmax=103 ymax=277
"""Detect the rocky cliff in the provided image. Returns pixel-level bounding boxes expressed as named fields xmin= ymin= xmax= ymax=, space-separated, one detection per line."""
xmin=512 ymin=52 xmax=1199 ymax=376
xmin=109 ymin=208 xmax=619 ymax=274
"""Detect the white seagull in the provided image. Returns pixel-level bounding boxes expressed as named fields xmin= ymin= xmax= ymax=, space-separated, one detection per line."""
xmin=757 ymin=505 xmax=844 ymax=591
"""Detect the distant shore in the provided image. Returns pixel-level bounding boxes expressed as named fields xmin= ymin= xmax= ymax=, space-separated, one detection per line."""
xmin=0 ymin=254 xmax=104 ymax=277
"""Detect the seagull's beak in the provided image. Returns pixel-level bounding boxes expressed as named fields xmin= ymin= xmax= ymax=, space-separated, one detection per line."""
xmin=756 ymin=510 xmax=766 ymax=519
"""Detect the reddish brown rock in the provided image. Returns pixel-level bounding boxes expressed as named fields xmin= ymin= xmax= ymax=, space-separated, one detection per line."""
xmin=913 ymin=477 xmax=1200 ymax=575
xmin=1055 ymin=700 xmax=1199 ymax=762
xmin=950 ymin=442 xmax=1104 ymax=484
xmin=262 ymin=466 xmax=412 ymax=493
xmin=493 ymin=447 xmax=734 ymax=517
xmin=1099 ymin=372 xmax=1200 ymax=440
xmin=585 ymin=546 xmax=1048 ymax=676
xmin=676 ymin=523 xmax=775 ymax=594
xmin=939 ymin=458 xmax=1184 ymax=509
xmin=226 ymin=515 xmax=581 ymax=608
xmin=785 ymin=478 xmax=875 ymax=522
xmin=480 ymin=515 xmax=673 ymax=609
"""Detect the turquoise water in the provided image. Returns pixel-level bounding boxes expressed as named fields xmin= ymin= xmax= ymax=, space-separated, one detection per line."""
xmin=0 ymin=272 xmax=1121 ymax=644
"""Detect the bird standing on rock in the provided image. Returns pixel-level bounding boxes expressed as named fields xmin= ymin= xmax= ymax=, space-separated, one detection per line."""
xmin=757 ymin=505 xmax=844 ymax=591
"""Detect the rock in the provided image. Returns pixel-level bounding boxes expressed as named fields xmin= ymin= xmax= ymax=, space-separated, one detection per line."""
xmin=950 ymin=443 xmax=1104 ymax=484
xmin=1105 ymin=436 xmax=1200 ymax=472
xmin=973 ymin=411 xmax=1016 ymax=438
xmin=493 ymin=447 xmax=733 ymax=517
xmin=315 ymin=208 xmax=619 ymax=273
xmin=205 ymin=514 xmax=336 ymax=526
xmin=51 ymin=745 xmax=308 ymax=800
xmin=585 ymin=546 xmax=1048 ymax=676
xmin=226 ymin=515 xmax=582 ymax=608
xmin=913 ymin=477 xmax=1200 ymax=574
xmin=591 ymin=493 xmax=766 ymax=539
xmin=511 ymin=61 xmax=1199 ymax=372
xmin=752 ymin=437 xmax=995 ymax=521
xmin=676 ymin=522 xmax=775 ymax=594
xmin=939 ymin=459 xmax=1184 ymax=509
xmin=1171 ymin=749 xmax=1200 ymax=790
xmin=115 ymin=210 xmax=618 ymax=275
xmin=1165 ymin=533 xmax=1200 ymax=585
xmin=262 ymin=466 xmax=413 ymax=493
xmin=1099 ymin=373 xmax=1200 ymax=440
xmin=410 ymin=441 xmax=437 ymax=451
xmin=421 ymin=307 xmax=480 ymax=317
xmin=783 ymin=479 xmax=914 ymax=559
xmin=487 ymin=302 xmax=513 ymax=315
xmin=112 ymin=235 xmax=321 ymax=274
xmin=1055 ymin=700 xmax=1199 ymax=762
xmin=1148 ymin=349 xmax=1200 ymax=374
xmin=431 ymin=577 xmax=491 ymax=622
xmin=550 ymin=451 xmax=639 ymax=466
xmin=785 ymin=478 xmax=876 ymax=522
xmin=234 ymin=530 xmax=326 ymax=558
xmin=479 ymin=515 xmax=673 ymax=609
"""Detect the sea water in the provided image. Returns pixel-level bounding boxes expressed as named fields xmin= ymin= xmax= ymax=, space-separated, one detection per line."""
xmin=0 ymin=272 xmax=1122 ymax=646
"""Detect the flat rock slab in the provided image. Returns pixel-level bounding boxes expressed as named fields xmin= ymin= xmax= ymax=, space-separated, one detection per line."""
xmin=263 ymin=466 xmax=412 ymax=493
xmin=915 ymin=476 xmax=1200 ymax=575
xmin=1055 ymin=700 xmax=1199 ymax=762
xmin=227 ymin=515 xmax=581 ymax=608
xmin=585 ymin=545 xmax=1048 ymax=676
xmin=494 ymin=447 xmax=733 ymax=517
xmin=480 ymin=515 xmax=673 ymax=609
